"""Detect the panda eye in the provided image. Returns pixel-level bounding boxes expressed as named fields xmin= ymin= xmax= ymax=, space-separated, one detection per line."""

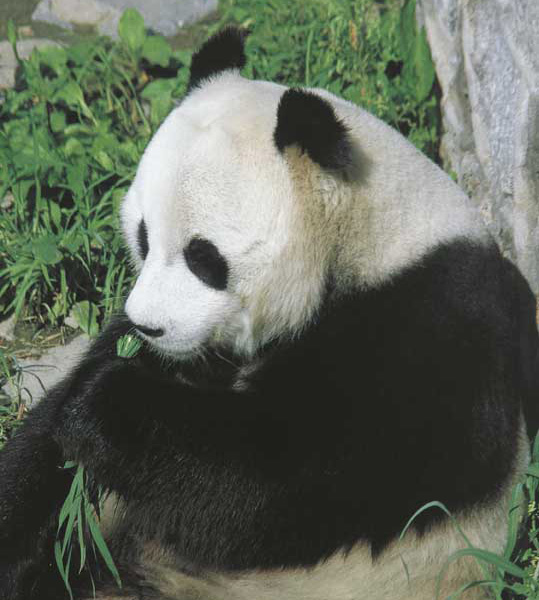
xmin=184 ymin=237 xmax=229 ymax=291
xmin=137 ymin=220 xmax=149 ymax=260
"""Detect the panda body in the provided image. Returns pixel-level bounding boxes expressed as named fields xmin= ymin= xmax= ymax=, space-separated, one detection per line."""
xmin=0 ymin=28 xmax=537 ymax=600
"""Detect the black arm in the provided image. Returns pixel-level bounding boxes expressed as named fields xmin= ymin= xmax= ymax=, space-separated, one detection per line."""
xmin=0 ymin=315 xmax=134 ymax=599
xmin=0 ymin=387 xmax=72 ymax=598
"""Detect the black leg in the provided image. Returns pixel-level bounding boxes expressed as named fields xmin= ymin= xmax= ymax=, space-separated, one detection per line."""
xmin=0 ymin=399 xmax=72 ymax=599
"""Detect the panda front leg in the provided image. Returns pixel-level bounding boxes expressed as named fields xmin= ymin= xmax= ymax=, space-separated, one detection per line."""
xmin=0 ymin=315 xmax=137 ymax=600
xmin=0 ymin=392 xmax=74 ymax=599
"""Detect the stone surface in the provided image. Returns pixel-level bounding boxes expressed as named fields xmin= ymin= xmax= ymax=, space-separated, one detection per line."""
xmin=3 ymin=334 xmax=91 ymax=405
xmin=32 ymin=0 xmax=218 ymax=38
xmin=0 ymin=315 xmax=16 ymax=342
xmin=417 ymin=0 xmax=539 ymax=294
xmin=0 ymin=38 xmax=60 ymax=89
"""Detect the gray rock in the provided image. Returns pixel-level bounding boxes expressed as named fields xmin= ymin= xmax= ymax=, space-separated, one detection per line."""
xmin=32 ymin=0 xmax=218 ymax=38
xmin=0 ymin=39 xmax=60 ymax=89
xmin=418 ymin=0 xmax=539 ymax=295
xmin=3 ymin=335 xmax=91 ymax=405
xmin=0 ymin=315 xmax=16 ymax=342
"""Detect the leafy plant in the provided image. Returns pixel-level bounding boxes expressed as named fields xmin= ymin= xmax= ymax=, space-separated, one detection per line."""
xmin=56 ymin=462 xmax=121 ymax=598
xmin=0 ymin=348 xmax=34 ymax=448
xmin=0 ymin=11 xmax=191 ymax=331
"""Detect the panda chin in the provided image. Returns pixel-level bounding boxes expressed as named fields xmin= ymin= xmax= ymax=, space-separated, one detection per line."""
xmin=148 ymin=340 xmax=249 ymax=391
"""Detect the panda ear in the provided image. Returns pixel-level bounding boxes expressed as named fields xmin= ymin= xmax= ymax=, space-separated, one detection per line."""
xmin=273 ymin=88 xmax=353 ymax=172
xmin=187 ymin=27 xmax=248 ymax=92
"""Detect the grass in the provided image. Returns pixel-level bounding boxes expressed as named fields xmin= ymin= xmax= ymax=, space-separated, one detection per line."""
xmin=0 ymin=350 xmax=27 ymax=449
xmin=0 ymin=11 xmax=190 ymax=333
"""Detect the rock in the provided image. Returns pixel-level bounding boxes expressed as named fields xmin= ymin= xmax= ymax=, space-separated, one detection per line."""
xmin=17 ymin=26 xmax=35 ymax=38
xmin=417 ymin=0 xmax=539 ymax=294
xmin=64 ymin=314 xmax=79 ymax=330
xmin=32 ymin=0 xmax=218 ymax=38
xmin=0 ymin=314 xmax=16 ymax=342
xmin=1 ymin=192 xmax=14 ymax=210
xmin=32 ymin=0 xmax=117 ymax=34
xmin=3 ymin=335 xmax=91 ymax=405
xmin=0 ymin=38 xmax=61 ymax=89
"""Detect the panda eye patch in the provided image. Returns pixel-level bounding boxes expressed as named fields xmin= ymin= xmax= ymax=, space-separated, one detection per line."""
xmin=137 ymin=220 xmax=149 ymax=260
xmin=184 ymin=237 xmax=228 ymax=291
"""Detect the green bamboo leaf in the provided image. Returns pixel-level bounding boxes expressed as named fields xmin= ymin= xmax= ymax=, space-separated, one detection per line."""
xmin=117 ymin=334 xmax=142 ymax=358
xmin=438 ymin=547 xmax=528 ymax=588
xmin=446 ymin=579 xmax=498 ymax=600
xmin=503 ymin=483 xmax=524 ymax=560
xmin=400 ymin=501 xmax=473 ymax=549
xmin=77 ymin=502 xmax=86 ymax=572
xmin=85 ymin=502 xmax=122 ymax=588
xmin=54 ymin=540 xmax=74 ymax=600
xmin=58 ymin=480 xmax=77 ymax=531
xmin=61 ymin=503 xmax=77 ymax=557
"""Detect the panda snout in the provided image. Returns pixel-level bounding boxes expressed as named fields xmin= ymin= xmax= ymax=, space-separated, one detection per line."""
xmin=132 ymin=323 xmax=165 ymax=338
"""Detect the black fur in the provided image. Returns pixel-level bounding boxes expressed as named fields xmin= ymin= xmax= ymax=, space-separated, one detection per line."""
xmin=184 ymin=237 xmax=229 ymax=291
xmin=1 ymin=239 xmax=537 ymax=598
xmin=187 ymin=27 xmax=248 ymax=93
xmin=274 ymin=88 xmax=354 ymax=171
xmin=138 ymin=219 xmax=149 ymax=261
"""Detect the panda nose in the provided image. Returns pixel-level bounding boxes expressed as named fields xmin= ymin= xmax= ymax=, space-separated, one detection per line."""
xmin=133 ymin=323 xmax=165 ymax=338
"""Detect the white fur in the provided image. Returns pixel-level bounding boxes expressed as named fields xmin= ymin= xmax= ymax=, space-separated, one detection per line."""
xmin=121 ymin=71 xmax=489 ymax=358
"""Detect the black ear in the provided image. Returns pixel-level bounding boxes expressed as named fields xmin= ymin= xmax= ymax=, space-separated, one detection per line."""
xmin=187 ymin=27 xmax=248 ymax=92
xmin=274 ymin=88 xmax=353 ymax=172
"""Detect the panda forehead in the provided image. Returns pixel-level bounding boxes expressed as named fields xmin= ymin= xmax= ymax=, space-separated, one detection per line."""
xmin=133 ymin=82 xmax=283 ymax=202
xmin=180 ymin=72 xmax=285 ymax=132
xmin=126 ymin=106 xmax=297 ymax=259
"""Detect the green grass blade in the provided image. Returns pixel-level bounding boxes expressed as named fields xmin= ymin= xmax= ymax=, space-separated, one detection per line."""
xmin=54 ymin=539 xmax=74 ymax=600
xmin=399 ymin=501 xmax=474 ymax=548
xmin=503 ymin=482 xmax=524 ymax=560
xmin=85 ymin=501 xmax=122 ymax=589
xmin=77 ymin=501 xmax=86 ymax=573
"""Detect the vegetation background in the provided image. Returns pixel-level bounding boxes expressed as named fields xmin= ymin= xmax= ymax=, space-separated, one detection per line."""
xmin=0 ymin=0 xmax=537 ymax=598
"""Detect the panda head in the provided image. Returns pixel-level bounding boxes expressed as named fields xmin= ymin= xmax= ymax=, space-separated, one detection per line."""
xmin=121 ymin=28 xmax=358 ymax=368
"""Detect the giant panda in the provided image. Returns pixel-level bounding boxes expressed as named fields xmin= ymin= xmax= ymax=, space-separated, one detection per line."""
xmin=0 ymin=27 xmax=538 ymax=600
